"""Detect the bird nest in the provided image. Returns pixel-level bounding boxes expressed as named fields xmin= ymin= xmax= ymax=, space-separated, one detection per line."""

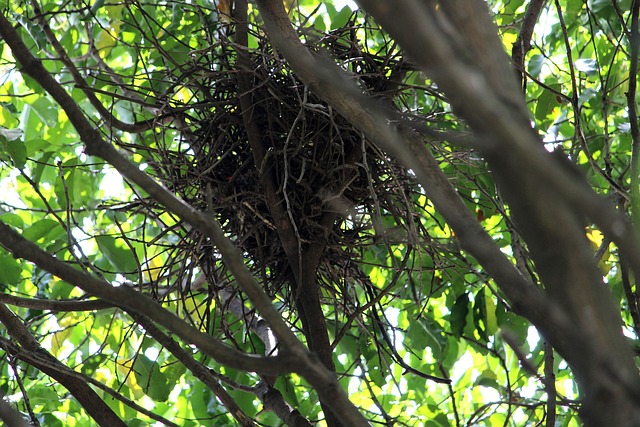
xmin=144 ymin=19 xmax=423 ymax=300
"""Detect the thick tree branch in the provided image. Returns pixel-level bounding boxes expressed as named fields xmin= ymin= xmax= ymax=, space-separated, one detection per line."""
xmin=233 ymin=4 xmax=357 ymax=425
xmin=0 ymin=389 xmax=31 ymax=427
xmin=234 ymin=0 xmax=335 ymax=370
xmin=0 ymin=304 xmax=127 ymax=427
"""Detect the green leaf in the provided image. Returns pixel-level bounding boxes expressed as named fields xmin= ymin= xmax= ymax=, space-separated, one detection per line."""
xmin=275 ymin=375 xmax=300 ymax=407
xmin=30 ymin=97 xmax=58 ymax=127
xmin=329 ymin=6 xmax=354 ymax=29
xmin=475 ymin=368 xmax=499 ymax=389
xmin=473 ymin=289 xmax=488 ymax=341
xmin=32 ymin=151 xmax=54 ymax=185
xmin=95 ymin=235 xmax=137 ymax=274
xmin=408 ymin=318 xmax=445 ymax=358
xmin=80 ymin=354 xmax=109 ymax=376
xmin=528 ymin=54 xmax=545 ymax=78
xmin=0 ymin=137 xmax=26 ymax=169
xmin=37 ymin=413 xmax=64 ymax=427
xmin=450 ymin=293 xmax=469 ymax=338
xmin=133 ymin=355 xmax=171 ymax=402
xmin=369 ymin=364 xmax=386 ymax=387
xmin=163 ymin=357 xmax=187 ymax=383
xmin=484 ymin=289 xmax=498 ymax=336
xmin=14 ymin=13 xmax=48 ymax=51
xmin=499 ymin=312 xmax=530 ymax=348
xmin=0 ymin=252 xmax=21 ymax=286
xmin=23 ymin=218 xmax=65 ymax=243
xmin=535 ymin=83 xmax=562 ymax=123
xmin=0 ymin=213 xmax=24 ymax=228
xmin=0 ymin=102 xmax=20 ymax=128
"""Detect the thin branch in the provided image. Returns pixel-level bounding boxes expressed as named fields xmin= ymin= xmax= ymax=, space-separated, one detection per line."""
xmin=0 ymin=293 xmax=113 ymax=312
xmin=440 ymin=364 xmax=460 ymax=427
xmin=544 ymin=342 xmax=557 ymax=427
xmin=512 ymin=0 xmax=547 ymax=90
xmin=628 ymin=0 xmax=640 ymax=224
xmin=621 ymin=259 xmax=640 ymax=337
xmin=28 ymin=0 xmax=157 ymax=133
xmin=7 ymin=359 xmax=37 ymax=426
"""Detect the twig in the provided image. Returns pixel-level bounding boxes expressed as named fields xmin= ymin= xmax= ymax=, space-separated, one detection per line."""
xmin=0 ymin=293 xmax=112 ymax=312
xmin=544 ymin=342 xmax=556 ymax=427
xmin=628 ymin=0 xmax=640 ymax=223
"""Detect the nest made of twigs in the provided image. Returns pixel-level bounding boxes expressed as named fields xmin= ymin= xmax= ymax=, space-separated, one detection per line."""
xmin=143 ymin=18 xmax=423 ymax=299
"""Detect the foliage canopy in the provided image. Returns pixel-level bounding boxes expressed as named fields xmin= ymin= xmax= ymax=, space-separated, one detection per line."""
xmin=0 ymin=0 xmax=640 ymax=426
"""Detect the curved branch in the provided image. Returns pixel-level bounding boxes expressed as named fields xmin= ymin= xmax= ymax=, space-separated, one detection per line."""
xmin=0 ymin=335 xmax=181 ymax=427
xmin=0 ymin=293 xmax=113 ymax=312
xmin=0 ymin=222 xmax=291 ymax=377
xmin=512 ymin=0 xmax=547 ymax=89
xmin=0 ymin=303 xmax=127 ymax=427
xmin=27 ymin=0 xmax=158 ymax=133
